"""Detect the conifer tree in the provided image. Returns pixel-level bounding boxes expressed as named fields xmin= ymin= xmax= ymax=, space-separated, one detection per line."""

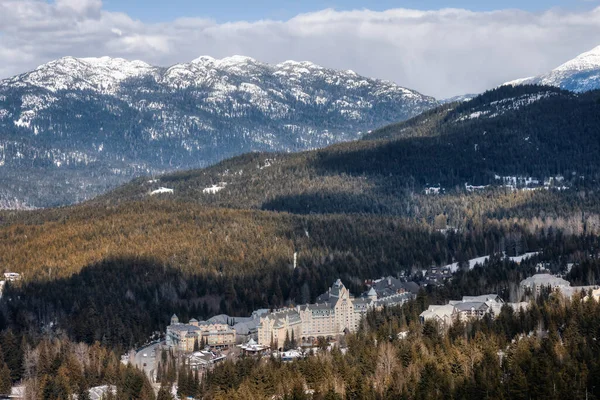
xmin=284 ymin=331 xmax=291 ymax=351
xmin=157 ymin=385 xmax=174 ymax=400
xmin=0 ymin=362 xmax=11 ymax=395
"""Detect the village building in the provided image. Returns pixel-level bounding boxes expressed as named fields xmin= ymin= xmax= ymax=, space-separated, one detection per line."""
xmin=519 ymin=273 xmax=599 ymax=300
xmin=366 ymin=276 xmax=420 ymax=298
xmin=419 ymin=304 xmax=457 ymax=329
xmin=520 ymin=274 xmax=570 ymax=295
xmin=238 ymin=338 xmax=270 ymax=357
xmin=258 ymin=308 xmax=303 ymax=349
xmin=187 ymin=350 xmax=226 ymax=370
xmin=560 ymin=285 xmax=599 ymax=299
xmin=204 ymin=309 xmax=268 ymax=340
xmin=166 ymin=314 xmax=236 ymax=352
xmin=3 ymin=272 xmax=21 ymax=282
xmin=258 ymin=279 xmax=415 ymax=349
xmin=420 ymin=294 xmax=528 ymax=330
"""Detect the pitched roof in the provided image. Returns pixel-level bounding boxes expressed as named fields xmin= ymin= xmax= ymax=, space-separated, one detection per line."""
xmin=420 ymin=304 xmax=456 ymax=320
xmin=169 ymin=324 xmax=201 ymax=332
xmin=520 ymin=274 xmax=570 ymax=287
xmin=462 ymin=294 xmax=503 ymax=303
xmin=454 ymin=302 xmax=489 ymax=312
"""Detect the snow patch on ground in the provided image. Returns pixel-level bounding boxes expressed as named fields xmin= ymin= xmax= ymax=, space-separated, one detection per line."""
xmin=89 ymin=385 xmax=117 ymax=400
xmin=508 ymin=252 xmax=539 ymax=263
xmin=443 ymin=252 xmax=539 ymax=273
xmin=203 ymin=183 xmax=227 ymax=194
xmin=150 ymin=187 xmax=174 ymax=195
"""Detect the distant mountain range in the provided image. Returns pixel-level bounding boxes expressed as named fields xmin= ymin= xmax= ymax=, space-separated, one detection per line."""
xmin=0 ymin=56 xmax=437 ymax=208
xmin=505 ymin=45 xmax=600 ymax=92
xmin=4 ymin=45 xmax=600 ymax=209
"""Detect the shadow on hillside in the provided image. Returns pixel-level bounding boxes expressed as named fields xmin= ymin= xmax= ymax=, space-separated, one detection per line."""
xmin=0 ymin=257 xmax=275 ymax=350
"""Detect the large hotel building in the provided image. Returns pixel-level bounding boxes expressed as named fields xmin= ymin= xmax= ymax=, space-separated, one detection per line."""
xmin=258 ymin=279 xmax=413 ymax=348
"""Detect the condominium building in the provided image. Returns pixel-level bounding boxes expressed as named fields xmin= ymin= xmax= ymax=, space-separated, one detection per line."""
xmin=420 ymin=294 xmax=529 ymax=330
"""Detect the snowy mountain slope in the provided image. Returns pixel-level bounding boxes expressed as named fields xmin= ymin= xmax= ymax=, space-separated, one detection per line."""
xmin=439 ymin=93 xmax=477 ymax=104
xmin=0 ymin=57 xmax=159 ymax=94
xmin=505 ymin=45 xmax=600 ymax=92
xmin=0 ymin=55 xmax=437 ymax=207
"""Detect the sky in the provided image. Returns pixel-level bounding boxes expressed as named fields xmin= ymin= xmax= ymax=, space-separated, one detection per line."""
xmin=102 ymin=0 xmax=595 ymax=23
xmin=1 ymin=0 xmax=600 ymax=98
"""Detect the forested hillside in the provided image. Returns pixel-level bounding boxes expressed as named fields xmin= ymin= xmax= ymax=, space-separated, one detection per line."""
xmin=1 ymin=196 xmax=599 ymax=350
xmin=97 ymin=85 xmax=600 ymax=217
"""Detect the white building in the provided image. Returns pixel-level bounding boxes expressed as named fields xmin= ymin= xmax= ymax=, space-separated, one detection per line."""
xmin=520 ymin=274 xmax=570 ymax=294
xmin=420 ymin=294 xmax=527 ymax=330
xmin=519 ymin=274 xmax=598 ymax=300
xmin=420 ymin=305 xmax=457 ymax=329
xmin=3 ymin=272 xmax=21 ymax=282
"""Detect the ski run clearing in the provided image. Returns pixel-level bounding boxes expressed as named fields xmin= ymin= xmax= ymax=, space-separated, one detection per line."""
xmin=443 ymin=252 xmax=540 ymax=273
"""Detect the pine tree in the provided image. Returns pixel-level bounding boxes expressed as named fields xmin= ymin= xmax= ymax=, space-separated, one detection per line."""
xmin=177 ymin=362 xmax=188 ymax=398
xmin=291 ymin=330 xmax=297 ymax=349
xmin=0 ymin=362 xmax=11 ymax=395
xmin=157 ymin=385 xmax=174 ymax=400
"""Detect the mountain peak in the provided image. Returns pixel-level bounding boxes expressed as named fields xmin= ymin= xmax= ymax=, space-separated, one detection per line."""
xmin=504 ymin=44 xmax=600 ymax=93
xmin=78 ymin=56 xmax=152 ymax=68
xmin=277 ymin=60 xmax=320 ymax=68
xmin=554 ymin=45 xmax=600 ymax=73
xmin=35 ymin=56 xmax=151 ymax=71
xmin=191 ymin=55 xmax=260 ymax=67
xmin=1 ymin=56 xmax=157 ymax=93
xmin=191 ymin=55 xmax=216 ymax=64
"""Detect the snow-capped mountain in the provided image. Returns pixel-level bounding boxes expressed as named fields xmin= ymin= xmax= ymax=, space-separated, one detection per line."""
xmin=1 ymin=57 xmax=158 ymax=94
xmin=439 ymin=93 xmax=477 ymax=104
xmin=0 ymin=55 xmax=437 ymax=207
xmin=505 ymin=45 xmax=600 ymax=92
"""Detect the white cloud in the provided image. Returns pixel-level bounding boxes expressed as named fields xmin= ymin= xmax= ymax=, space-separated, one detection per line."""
xmin=55 ymin=0 xmax=102 ymax=18
xmin=1 ymin=1 xmax=600 ymax=98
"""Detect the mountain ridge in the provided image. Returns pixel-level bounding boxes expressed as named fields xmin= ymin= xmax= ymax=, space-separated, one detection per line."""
xmin=0 ymin=54 xmax=437 ymax=208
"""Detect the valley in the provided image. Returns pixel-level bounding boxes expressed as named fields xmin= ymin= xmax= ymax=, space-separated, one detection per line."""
xmin=1 ymin=17 xmax=600 ymax=399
